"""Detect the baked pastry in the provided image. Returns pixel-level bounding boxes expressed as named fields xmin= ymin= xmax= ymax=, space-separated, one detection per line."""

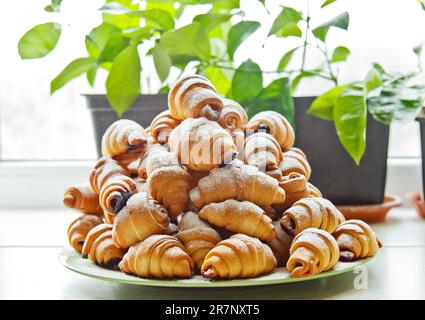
xmin=101 ymin=119 xmax=148 ymax=165
xmin=63 ymin=182 xmax=103 ymax=215
xmin=280 ymin=198 xmax=345 ymax=236
xmin=218 ymin=98 xmax=248 ymax=132
xmin=287 ymin=228 xmax=340 ymax=277
xmin=333 ymin=219 xmax=382 ymax=261
xmin=81 ymin=223 xmax=125 ymax=269
xmin=199 ymin=199 xmax=275 ymax=242
xmin=268 ymin=221 xmax=294 ymax=267
xmin=245 ymin=111 xmax=295 ymax=151
xmin=190 ymin=161 xmax=286 ymax=209
xmin=145 ymin=146 xmax=191 ymax=219
xmin=119 ymin=234 xmax=194 ymax=278
xmin=201 ymin=234 xmax=277 ymax=279
xmin=168 ymin=74 xmax=223 ymax=121
xmin=137 ymin=144 xmax=164 ymax=180
xmin=279 ymin=148 xmax=311 ymax=180
xmin=273 ymin=173 xmax=310 ymax=213
xmin=168 ymin=117 xmax=237 ymax=171
xmin=308 ymin=182 xmax=322 ymax=197
xmin=177 ymin=211 xmax=222 ymax=269
xmin=244 ymin=132 xmax=283 ymax=176
xmin=112 ymin=192 xmax=170 ymax=249
xmin=67 ymin=214 xmax=103 ymax=253
xmin=149 ymin=110 xmax=181 ymax=144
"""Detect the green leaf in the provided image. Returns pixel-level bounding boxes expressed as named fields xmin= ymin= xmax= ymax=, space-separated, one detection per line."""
xmin=44 ymin=0 xmax=63 ymax=12
xmin=268 ymin=6 xmax=302 ymax=38
xmin=102 ymin=0 xmax=140 ymax=29
xmin=50 ymin=58 xmax=97 ymax=94
xmin=86 ymin=66 xmax=97 ymax=87
xmin=153 ymin=43 xmax=171 ymax=82
xmin=277 ymin=47 xmax=299 ymax=71
xmin=334 ymin=84 xmax=367 ymax=164
xmin=146 ymin=0 xmax=176 ymax=18
xmin=127 ymin=9 xmax=175 ymax=31
xmin=18 ymin=23 xmax=61 ymax=59
xmin=232 ymin=59 xmax=263 ymax=105
xmin=85 ymin=23 xmax=121 ymax=58
xmin=98 ymin=34 xmax=129 ymax=63
xmin=200 ymin=65 xmax=232 ymax=95
xmin=331 ymin=46 xmax=350 ymax=62
xmin=413 ymin=43 xmax=423 ymax=56
xmin=227 ymin=21 xmax=261 ymax=60
xmin=193 ymin=13 xmax=231 ymax=34
xmin=364 ymin=68 xmax=382 ymax=92
xmin=160 ymin=22 xmax=210 ymax=63
xmin=372 ymin=62 xmax=386 ymax=75
xmin=308 ymin=85 xmax=347 ymax=121
xmin=106 ymin=45 xmax=141 ymax=116
xmin=312 ymin=12 xmax=349 ymax=42
xmin=291 ymin=71 xmax=317 ymax=94
xmin=250 ymin=77 xmax=295 ymax=126
xmin=321 ymin=0 xmax=337 ymax=8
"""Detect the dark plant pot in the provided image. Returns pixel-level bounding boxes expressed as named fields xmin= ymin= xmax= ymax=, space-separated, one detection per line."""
xmin=85 ymin=94 xmax=168 ymax=156
xmin=294 ymin=97 xmax=390 ymax=205
xmin=417 ymin=117 xmax=425 ymax=199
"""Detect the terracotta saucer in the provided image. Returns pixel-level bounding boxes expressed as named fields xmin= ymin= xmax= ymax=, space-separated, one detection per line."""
xmin=336 ymin=195 xmax=402 ymax=223
xmin=406 ymin=192 xmax=425 ymax=219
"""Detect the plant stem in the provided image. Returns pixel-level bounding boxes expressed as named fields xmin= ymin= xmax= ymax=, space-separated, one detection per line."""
xmin=322 ymin=42 xmax=338 ymax=86
xmin=301 ymin=0 xmax=310 ymax=71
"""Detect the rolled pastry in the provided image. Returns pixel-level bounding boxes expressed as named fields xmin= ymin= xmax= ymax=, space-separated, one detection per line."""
xmin=67 ymin=214 xmax=103 ymax=253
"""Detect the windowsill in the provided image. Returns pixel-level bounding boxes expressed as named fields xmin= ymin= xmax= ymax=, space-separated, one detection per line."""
xmin=0 ymin=158 xmax=421 ymax=208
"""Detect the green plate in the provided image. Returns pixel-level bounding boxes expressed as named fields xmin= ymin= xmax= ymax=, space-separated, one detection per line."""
xmin=59 ymin=247 xmax=374 ymax=288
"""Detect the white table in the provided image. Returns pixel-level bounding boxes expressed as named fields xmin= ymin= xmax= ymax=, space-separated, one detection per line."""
xmin=0 ymin=208 xmax=424 ymax=299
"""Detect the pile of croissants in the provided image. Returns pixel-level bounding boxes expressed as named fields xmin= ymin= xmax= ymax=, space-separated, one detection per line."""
xmin=64 ymin=74 xmax=382 ymax=280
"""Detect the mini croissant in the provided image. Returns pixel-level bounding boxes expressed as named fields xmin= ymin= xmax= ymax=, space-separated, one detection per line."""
xmin=168 ymin=117 xmax=237 ymax=171
xmin=279 ymin=148 xmax=311 ymax=180
xmin=190 ymin=161 xmax=286 ymax=209
xmin=81 ymin=223 xmax=125 ymax=269
xmin=168 ymin=74 xmax=223 ymax=121
xmin=67 ymin=214 xmax=103 ymax=253
xmin=63 ymin=182 xmax=103 ymax=216
xmin=112 ymin=192 xmax=170 ymax=249
xmin=245 ymin=111 xmax=295 ymax=151
xmin=101 ymin=119 xmax=148 ymax=165
xmin=268 ymin=221 xmax=294 ymax=267
xmin=280 ymin=198 xmax=345 ymax=236
xmin=119 ymin=234 xmax=194 ymax=279
xmin=273 ymin=173 xmax=310 ymax=213
xmin=201 ymin=234 xmax=277 ymax=279
xmin=287 ymin=228 xmax=340 ymax=277
xmin=199 ymin=200 xmax=275 ymax=242
xmin=218 ymin=98 xmax=248 ymax=132
xmin=150 ymin=110 xmax=181 ymax=144
xmin=333 ymin=220 xmax=382 ymax=261
xmin=145 ymin=146 xmax=191 ymax=219
xmin=244 ymin=132 xmax=283 ymax=175
xmin=177 ymin=211 xmax=222 ymax=269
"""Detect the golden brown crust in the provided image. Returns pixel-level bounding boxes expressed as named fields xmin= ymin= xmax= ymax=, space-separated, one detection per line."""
xmin=67 ymin=215 xmax=103 ymax=253
xmin=150 ymin=110 xmax=181 ymax=144
xmin=268 ymin=221 xmax=294 ymax=267
xmin=201 ymin=234 xmax=277 ymax=279
xmin=218 ymin=99 xmax=248 ymax=131
xmin=119 ymin=234 xmax=194 ymax=279
xmin=287 ymin=228 xmax=339 ymax=277
xmin=63 ymin=182 xmax=103 ymax=215
xmin=279 ymin=148 xmax=312 ymax=180
xmin=273 ymin=173 xmax=310 ymax=213
xmin=244 ymin=132 xmax=283 ymax=173
xmin=199 ymin=200 xmax=275 ymax=242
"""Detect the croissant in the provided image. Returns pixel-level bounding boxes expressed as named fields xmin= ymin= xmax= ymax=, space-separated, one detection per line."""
xmin=244 ymin=132 xmax=283 ymax=176
xmin=112 ymin=192 xmax=170 ymax=249
xmin=231 ymin=129 xmax=245 ymax=161
xmin=119 ymin=234 xmax=194 ymax=279
xmin=168 ymin=117 xmax=237 ymax=171
xmin=145 ymin=147 xmax=191 ymax=219
xmin=81 ymin=223 xmax=125 ymax=269
xmin=168 ymin=74 xmax=223 ymax=121
xmin=245 ymin=111 xmax=295 ymax=151
xmin=190 ymin=161 xmax=286 ymax=209
xmin=268 ymin=221 xmax=294 ymax=267
xmin=199 ymin=200 xmax=275 ymax=242
xmin=63 ymin=182 xmax=103 ymax=215
xmin=287 ymin=228 xmax=339 ymax=277
xmin=162 ymin=223 xmax=179 ymax=236
xmin=176 ymin=211 xmax=222 ymax=269
xmin=101 ymin=119 xmax=148 ymax=165
xmin=67 ymin=214 xmax=103 ymax=253
xmin=89 ymin=157 xmax=137 ymax=222
xmin=218 ymin=98 xmax=248 ymax=131
xmin=273 ymin=173 xmax=310 ymax=213
xmin=137 ymin=144 xmax=164 ymax=180
xmin=308 ymin=182 xmax=322 ymax=198
xmin=280 ymin=198 xmax=345 ymax=236
xmin=333 ymin=220 xmax=382 ymax=261
xmin=150 ymin=110 xmax=181 ymax=144
xmin=279 ymin=148 xmax=311 ymax=180
xmin=201 ymin=234 xmax=277 ymax=279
